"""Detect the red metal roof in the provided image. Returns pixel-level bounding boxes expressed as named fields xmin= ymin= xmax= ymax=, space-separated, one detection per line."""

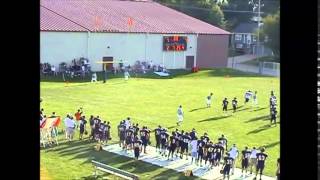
xmin=40 ymin=0 xmax=230 ymax=35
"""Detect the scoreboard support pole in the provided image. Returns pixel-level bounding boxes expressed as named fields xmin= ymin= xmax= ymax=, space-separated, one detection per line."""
xmin=162 ymin=52 xmax=165 ymax=67
xmin=173 ymin=51 xmax=176 ymax=69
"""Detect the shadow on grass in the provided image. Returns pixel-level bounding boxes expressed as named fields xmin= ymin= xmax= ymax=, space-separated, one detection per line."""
xmin=253 ymin=107 xmax=268 ymax=111
xmin=189 ymin=107 xmax=207 ymax=112
xmin=235 ymin=107 xmax=250 ymax=112
xmin=245 ymin=115 xmax=270 ymax=123
xmin=246 ymin=124 xmax=274 ymax=135
xmin=264 ymin=141 xmax=280 ymax=149
xmin=153 ymin=168 xmax=200 ymax=180
xmin=42 ymin=139 xmax=193 ymax=179
xmin=198 ymin=115 xmax=232 ymax=122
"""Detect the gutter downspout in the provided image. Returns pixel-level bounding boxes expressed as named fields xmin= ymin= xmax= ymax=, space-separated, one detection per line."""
xmin=194 ymin=33 xmax=198 ymax=67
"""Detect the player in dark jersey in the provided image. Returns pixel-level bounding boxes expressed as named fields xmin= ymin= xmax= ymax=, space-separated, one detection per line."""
xmin=189 ymin=128 xmax=197 ymax=140
xmin=206 ymin=92 xmax=213 ymax=108
xmin=93 ymin=116 xmax=101 ymax=141
xmin=200 ymin=132 xmax=210 ymax=145
xmin=201 ymin=133 xmax=210 ymax=160
xmin=133 ymin=123 xmax=139 ymax=137
xmin=221 ymin=152 xmax=234 ymax=180
xmin=160 ymin=128 xmax=169 ymax=156
xmin=276 ymin=158 xmax=280 ymax=180
xmin=145 ymin=126 xmax=151 ymax=145
xmin=222 ymin=98 xmax=229 ymax=114
xmin=105 ymin=121 xmax=111 ymax=145
xmin=99 ymin=121 xmax=107 ymax=145
xmin=133 ymin=137 xmax=142 ymax=160
xmin=125 ymin=127 xmax=134 ymax=152
xmin=180 ymin=132 xmax=191 ymax=160
xmin=218 ymin=134 xmax=228 ymax=152
xmin=232 ymin=97 xmax=238 ymax=113
xmin=214 ymin=142 xmax=224 ymax=167
xmin=270 ymin=108 xmax=278 ymax=126
xmin=155 ymin=125 xmax=162 ymax=153
xmin=79 ymin=116 xmax=87 ymax=140
xmin=176 ymin=130 xmax=183 ymax=157
xmin=196 ymin=137 xmax=206 ymax=166
xmin=89 ymin=115 xmax=95 ymax=141
xmin=204 ymin=141 xmax=215 ymax=168
xmin=254 ymin=147 xmax=268 ymax=180
xmin=167 ymin=132 xmax=178 ymax=160
xmin=140 ymin=126 xmax=148 ymax=154
xmin=241 ymin=146 xmax=251 ymax=177
xmin=118 ymin=121 xmax=126 ymax=148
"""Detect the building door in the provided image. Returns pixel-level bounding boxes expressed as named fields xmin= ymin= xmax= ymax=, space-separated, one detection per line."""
xmin=102 ymin=56 xmax=113 ymax=71
xmin=186 ymin=56 xmax=194 ymax=69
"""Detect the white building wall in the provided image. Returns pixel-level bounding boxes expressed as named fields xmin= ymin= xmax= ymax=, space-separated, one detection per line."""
xmin=40 ymin=32 xmax=88 ymax=70
xmin=41 ymin=31 xmax=197 ymax=71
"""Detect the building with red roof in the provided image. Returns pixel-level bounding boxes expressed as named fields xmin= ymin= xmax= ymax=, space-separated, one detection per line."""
xmin=40 ymin=0 xmax=230 ymax=71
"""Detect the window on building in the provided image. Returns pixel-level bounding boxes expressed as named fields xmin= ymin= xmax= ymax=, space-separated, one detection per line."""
xmin=236 ymin=43 xmax=243 ymax=49
xmin=235 ymin=34 xmax=242 ymax=41
xmin=252 ymin=36 xmax=256 ymax=42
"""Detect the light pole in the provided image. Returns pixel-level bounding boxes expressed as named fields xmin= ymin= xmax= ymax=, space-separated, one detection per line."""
xmin=249 ymin=0 xmax=264 ymax=73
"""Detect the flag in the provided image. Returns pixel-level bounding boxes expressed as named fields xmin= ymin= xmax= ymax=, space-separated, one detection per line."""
xmin=41 ymin=117 xmax=61 ymax=129
xmin=94 ymin=16 xmax=102 ymax=31
xmin=127 ymin=17 xmax=134 ymax=29
xmin=127 ymin=17 xmax=134 ymax=32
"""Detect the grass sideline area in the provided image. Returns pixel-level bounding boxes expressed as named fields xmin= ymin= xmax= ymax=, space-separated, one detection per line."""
xmin=41 ymin=68 xmax=279 ymax=179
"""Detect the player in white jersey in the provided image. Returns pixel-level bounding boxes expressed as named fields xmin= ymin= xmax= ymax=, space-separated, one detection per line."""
xmin=229 ymin=144 xmax=239 ymax=175
xmin=206 ymin=93 xmax=213 ymax=108
xmin=249 ymin=147 xmax=258 ymax=174
xmin=190 ymin=137 xmax=198 ymax=164
xmin=177 ymin=105 xmax=184 ymax=126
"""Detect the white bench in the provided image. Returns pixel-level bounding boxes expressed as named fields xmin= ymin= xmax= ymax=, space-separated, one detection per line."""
xmin=92 ymin=160 xmax=139 ymax=180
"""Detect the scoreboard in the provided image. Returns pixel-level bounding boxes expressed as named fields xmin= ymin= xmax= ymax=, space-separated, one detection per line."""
xmin=163 ymin=36 xmax=187 ymax=51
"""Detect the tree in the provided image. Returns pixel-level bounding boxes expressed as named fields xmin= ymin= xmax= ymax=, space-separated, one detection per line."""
xmin=258 ymin=11 xmax=280 ymax=58
xmin=208 ymin=4 xmax=226 ymax=28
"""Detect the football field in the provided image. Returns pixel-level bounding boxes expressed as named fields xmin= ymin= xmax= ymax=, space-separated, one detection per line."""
xmin=40 ymin=68 xmax=280 ymax=179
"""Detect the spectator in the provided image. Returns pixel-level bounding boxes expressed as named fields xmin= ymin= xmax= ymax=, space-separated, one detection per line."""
xmin=51 ymin=65 xmax=57 ymax=76
xmin=64 ymin=115 xmax=76 ymax=141
xmin=124 ymin=71 xmax=131 ymax=81
xmin=91 ymin=72 xmax=97 ymax=82
xmin=148 ymin=60 xmax=153 ymax=69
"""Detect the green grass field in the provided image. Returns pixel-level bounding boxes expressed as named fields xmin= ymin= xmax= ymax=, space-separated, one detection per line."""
xmin=40 ymin=68 xmax=280 ymax=180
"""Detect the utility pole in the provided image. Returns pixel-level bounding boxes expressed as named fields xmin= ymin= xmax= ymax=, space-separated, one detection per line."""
xmin=250 ymin=0 xmax=263 ymax=74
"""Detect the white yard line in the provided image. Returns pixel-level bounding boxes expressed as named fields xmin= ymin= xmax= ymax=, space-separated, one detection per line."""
xmin=103 ymin=144 xmax=276 ymax=180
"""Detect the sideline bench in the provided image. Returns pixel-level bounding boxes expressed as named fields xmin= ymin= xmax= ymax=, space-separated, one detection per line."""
xmin=92 ymin=160 xmax=139 ymax=180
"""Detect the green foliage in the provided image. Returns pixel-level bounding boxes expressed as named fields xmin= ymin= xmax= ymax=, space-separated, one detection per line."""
xmin=258 ymin=11 xmax=280 ymax=58
xmin=208 ymin=4 xmax=227 ymax=28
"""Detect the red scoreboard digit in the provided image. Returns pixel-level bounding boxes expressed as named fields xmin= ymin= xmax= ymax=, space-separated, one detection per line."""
xmin=163 ymin=36 xmax=187 ymax=51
